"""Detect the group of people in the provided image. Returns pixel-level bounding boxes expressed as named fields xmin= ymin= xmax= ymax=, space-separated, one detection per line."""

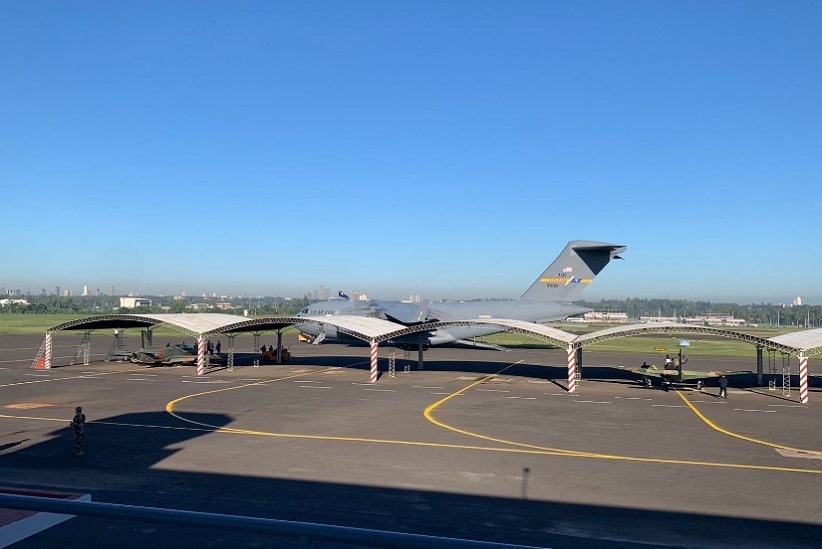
xmin=206 ymin=339 xmax=222 ymax=355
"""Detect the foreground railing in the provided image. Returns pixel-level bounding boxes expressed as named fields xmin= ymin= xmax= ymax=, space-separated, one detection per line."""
xmin=0 ymin=493 xmax=546 ymax=549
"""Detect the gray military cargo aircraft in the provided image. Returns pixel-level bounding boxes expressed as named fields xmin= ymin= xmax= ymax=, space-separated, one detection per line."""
xmin=295 ymin=240 xmax=626 ymax=349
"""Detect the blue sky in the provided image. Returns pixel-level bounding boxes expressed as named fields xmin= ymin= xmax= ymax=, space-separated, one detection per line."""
xmin=2 ymin=2 xmax=820 ymax=304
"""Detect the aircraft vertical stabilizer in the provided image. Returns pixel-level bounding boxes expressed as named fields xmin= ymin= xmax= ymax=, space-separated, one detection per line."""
xmin=520 ymin=240 xmax=625 ymax=302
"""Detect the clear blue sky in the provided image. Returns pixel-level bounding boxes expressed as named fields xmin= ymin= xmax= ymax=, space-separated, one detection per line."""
xmin=2 ymin=2 xmax=820 ymax=304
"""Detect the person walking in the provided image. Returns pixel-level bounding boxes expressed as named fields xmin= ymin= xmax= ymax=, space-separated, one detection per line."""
xmin=69 ymin=406 xmax=86 ymax=456
xmin=215 ymin=340 xmax=222 ymax=354
xmin=718 ymin=375 xmax=728 ymax=399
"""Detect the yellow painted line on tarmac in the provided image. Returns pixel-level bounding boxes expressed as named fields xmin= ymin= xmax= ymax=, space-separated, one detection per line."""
xmin=420 ymin=362 xmax=822 ymax=475
xmin=0 ymin=413 xmax=220 ymax=433
xmin=675 ymin=389 xmax=822 ymax=456
xmin=165 ymin=367 xmax=341 ymax=428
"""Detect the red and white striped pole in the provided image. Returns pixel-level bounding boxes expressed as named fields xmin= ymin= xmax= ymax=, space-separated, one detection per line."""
xmin=197 ymin=336 xmax=206 ymax=376
xmin=44 ymin=333 xmax=53 ymax=369
xmin=799 ymin=355 xmax=809 ymax=404
xmin=567 ymin=346 xmax=577 ymax=393
xmin=369 ymin=340 xmax=378 ymax=383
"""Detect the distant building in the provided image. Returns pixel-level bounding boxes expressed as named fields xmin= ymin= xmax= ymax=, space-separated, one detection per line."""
xmin=119 ymin=297 xmax=152 ymax=309
xmin=639 ymin=313 xmax=747 ymax=327
xmin=583 ymin=311 xmax=629 ymax=324
xmin=793 ymin=296 xmax=803 ymax=306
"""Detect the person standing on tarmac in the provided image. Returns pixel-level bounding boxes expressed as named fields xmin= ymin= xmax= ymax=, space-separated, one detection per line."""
xmin=70 ymin=406 xmax=86 ymax=456
xmin=718 ymin=375 xmax=729 ymax=399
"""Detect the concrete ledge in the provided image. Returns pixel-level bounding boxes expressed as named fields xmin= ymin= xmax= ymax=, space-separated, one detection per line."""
xmin=0 ymin=487 xmax=91 ymax=548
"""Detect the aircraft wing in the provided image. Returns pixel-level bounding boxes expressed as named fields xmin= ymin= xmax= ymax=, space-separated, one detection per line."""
xmin=130 ymin=351 xmax=159 ymax=364
xmin=370 ymin=300 xmax=436 ymax=324
xmin=625 ymin=367 xmax=679 ymax=378
xmin=623 ymin=367 xmax=750 ymax=380
xmin=163 ymin=356 xmax=197 ymax=365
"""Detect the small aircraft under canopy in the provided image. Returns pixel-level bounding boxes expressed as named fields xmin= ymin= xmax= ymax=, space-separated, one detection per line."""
xmin=622 ymin=350 xmax=750 ymax=390
xmin=111 ymin=344 xmax=198 ymax=366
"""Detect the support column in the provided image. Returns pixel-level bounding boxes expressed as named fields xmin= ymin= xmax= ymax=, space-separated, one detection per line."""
xmin=417 ymin=334 xmax=424 ymax=370
xmin=227 ymin=335 xmax=235 ymax=371
xmin=575 ymin=347 xmax=583 ymax=381
xmin=756 ymin=346 xmax=764 ymax=386
xmin=34 ymin=333 xmax=53 ymax=370
xmin=567 ymin=346 xmax=577 ymax=393
xmin=370 ymin=340 xmax=378 ymax=383
xmin=799 ymin=354 xmax=809 ymax=404
xmin=276 ymin=330 xmax=283 ymax=364
xmin=196 ymin=336 xmax=206 ymax=376
xmin=45 ymin=333 xmax=52 ymax=369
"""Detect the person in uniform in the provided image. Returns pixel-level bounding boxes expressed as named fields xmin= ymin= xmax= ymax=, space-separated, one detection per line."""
xmin=718 ymin=375 xmax=729 ymax=399
xmin=70 ymin=406 xmax=86 ymax=456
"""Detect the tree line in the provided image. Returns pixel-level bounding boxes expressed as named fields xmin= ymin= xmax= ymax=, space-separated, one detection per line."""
xmin=578 ymin=297 xmax=821 ymax=328
xmin=2 ymin=295 xmax=819 ymax=328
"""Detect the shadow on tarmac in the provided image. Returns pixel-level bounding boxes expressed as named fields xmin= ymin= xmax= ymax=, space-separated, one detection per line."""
xmin=3 ymin=335 xmax=821 ymax=547
xmin=2 ymin=410 xmax=822 ymax=549
xmin=1 ymin=404 xmax=821 ymax=547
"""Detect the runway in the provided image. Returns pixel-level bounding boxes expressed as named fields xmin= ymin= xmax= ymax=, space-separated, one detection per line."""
xmin=1 ymin=334 xmax=821 ymax=548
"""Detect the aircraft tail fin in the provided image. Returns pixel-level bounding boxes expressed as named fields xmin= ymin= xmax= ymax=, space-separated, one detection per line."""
xmin=520 ymin=240 xmax=626 ymax=302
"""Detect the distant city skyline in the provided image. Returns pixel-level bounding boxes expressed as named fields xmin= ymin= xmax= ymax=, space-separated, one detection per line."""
xmin=3 ymin=4 xmax=821 ymax=307
xmin=0 ymin=282 xmax=816 ymax=307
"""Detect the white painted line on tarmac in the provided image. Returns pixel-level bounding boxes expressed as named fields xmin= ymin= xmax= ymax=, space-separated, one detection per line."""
xmin=432 ymin=392 xmax=463 ymax=395
xmin=299 ymin=385 xmax=332 ymax=389
xmin=477 ymin=388 xmax=510 ymax=393
xmin=651 ymin=404 xmax=687 ymax=408
xmin=574 ymin=400 xmax=612 ymax=404
xmin=352 ymin=382 xmax=379 ymax=386
xmin=527 ymin=380 xmax=551 ymax=384
xmin=733 ymin=409 xmax=778 ymax=413
xmin=545 ymin=393 xmax=569 ymax=396
xmin=613 ymin=396 xmax=652 ymax=401
xmin=768 ymin=404 xmax=805 ymax=408
xmin=412 ymin=386 xmax=444 ymax=389
xmin=504 ymin=396 xmax=536 ymax=400
xmin=25 ymin=373 xmax=51 ymax=377
xmin=363 ymin=388 xmax=396 ymax=392
xmin=775 ymin=448 xmax=822 ymax=460
xmin=241 ymin=378 xmax=264 ymax=381
xmin=293 ymin=380 xmax=324 ymax=383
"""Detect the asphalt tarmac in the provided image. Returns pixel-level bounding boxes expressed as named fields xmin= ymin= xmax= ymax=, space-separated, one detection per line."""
xmin=1 ymin=333 xmax=821 ymax=548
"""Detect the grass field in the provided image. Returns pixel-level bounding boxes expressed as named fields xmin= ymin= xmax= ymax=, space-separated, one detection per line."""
xmin=0 ymin=314 xmax=800 ymax=358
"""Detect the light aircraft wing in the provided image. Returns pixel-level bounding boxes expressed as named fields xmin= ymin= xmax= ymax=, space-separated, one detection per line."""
xmin=163 ymin=356 xmax=197 ymax=365
xmin=624 ymin=367 xmax=678 ymax=378
xmin=621 ymin=366 xmax=750 ymax=380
